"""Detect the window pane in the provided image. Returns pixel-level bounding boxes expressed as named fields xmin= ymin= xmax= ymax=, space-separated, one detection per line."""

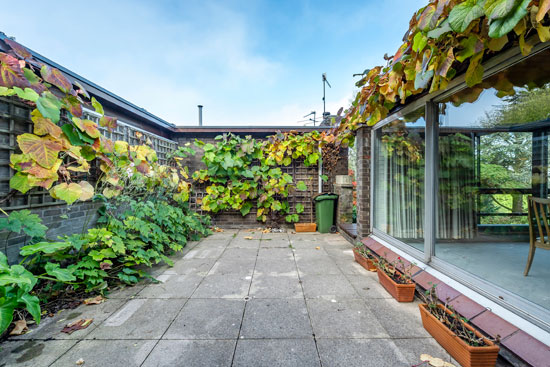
xmin=374 ymin=107 xmax=425 ymax=251
xmin=436 ymin=49 xmax=550 ymax=311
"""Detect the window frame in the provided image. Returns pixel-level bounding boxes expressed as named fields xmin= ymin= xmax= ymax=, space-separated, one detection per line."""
xmin=370 ymin=41 xmax=550 ymax=331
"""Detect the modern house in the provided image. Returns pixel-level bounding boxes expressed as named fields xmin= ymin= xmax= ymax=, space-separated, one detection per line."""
xmin=353 ymin=40 xmax=550 ymax=365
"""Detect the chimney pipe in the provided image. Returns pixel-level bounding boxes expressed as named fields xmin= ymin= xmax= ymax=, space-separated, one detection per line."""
xmin=198 ymin=105 xmax=203 ymax=126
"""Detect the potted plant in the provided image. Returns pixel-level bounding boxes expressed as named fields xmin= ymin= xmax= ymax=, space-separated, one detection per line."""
xmin=419 ymin=285 xmax=499 ymax=367
xmin=353 ymin=243 xmax=377 ymax=271
xmin=376 ymin=255 xmax=416 ymax=302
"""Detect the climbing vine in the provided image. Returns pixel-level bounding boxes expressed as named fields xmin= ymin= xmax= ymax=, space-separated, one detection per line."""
xmin=192 ymin=132 xmax=330 ymax=224
xmin=338 ymin=0 xmax=550 ymax=138
xmin=0 ymin=38 xmax=191 ymax=205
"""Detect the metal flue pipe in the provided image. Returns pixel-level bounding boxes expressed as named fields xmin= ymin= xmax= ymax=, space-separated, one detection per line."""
xmin=198 ymin=105 xmax=203 ymax=126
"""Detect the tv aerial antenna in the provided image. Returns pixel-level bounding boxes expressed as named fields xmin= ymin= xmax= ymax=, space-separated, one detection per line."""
xmin=302 ymin=111 xmax=317 ymax=126
xmin=322 ymin=73 xmax=331 ymax=116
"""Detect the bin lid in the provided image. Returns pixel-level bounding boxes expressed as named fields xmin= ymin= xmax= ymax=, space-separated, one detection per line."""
xmin=314 ymin=193 xmax=338 ymax=202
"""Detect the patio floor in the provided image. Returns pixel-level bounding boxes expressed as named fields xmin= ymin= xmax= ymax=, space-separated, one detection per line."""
xmin=0 ymin=230 xmax=455 ymax=367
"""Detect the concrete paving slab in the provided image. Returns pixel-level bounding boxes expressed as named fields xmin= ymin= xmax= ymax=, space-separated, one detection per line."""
xmin=301 ymin=274 xmax=360 ymax=299
xmin=184 ymin=247 xmax=225 ymax=259
xmin=0 ymin=340 xmax=76 ymax=367
xmin=171 ymin=258 xmax=216 ymax=275
xmin=259 ymin=239 xmax=290 ymax=248
xmin=142 ymin=340 xmax=236 ymax=367
xmin=240 ymin=299 xmax=313 ymax=338
xmin=392 ymin=338 xmax=453 ymax=364
xmin=51 ymin=339 xmax=156 ymax=367
xmin=232 ymin=339 xmax=320 ymax=367
xmin=293 ymin=248 xmax=331 ymax=259
xmin=192 ymin=274 xmax=251 ymax=298
xmin=254 ymin=258 xmax=297 ymax=275
xmin=307 ymin=298 xmax=388 ymax=338
xmin=87 ymin=298 xmax=185 ymax=339
xmin=257 ymin=247 xmax=294 ymax=259
xmin=137 ymin=272 xmax=204 ymax=299
xmin=164 ymin=298 xmax=245 ymax=339
xmin=219 ymin=248 xmax=258 ymax=259
xmin=296 ymin=257 xmax=342 ymax=275
xmin=227 ymin=239 xmax=260 ymax=248
xmin=198 ymin=239 xmax=231 ymax=248
xmin=324 ymin=247 xmax=355 ymax=260
xmin=334 ymin=258 xmax=372 ymax=275
xmin=12 ymin=298 xmax=127 ymax=340
xmin=208 ymin=257 xmax=256 ymax=276
xmin=364 ymin=299 xmax=430 ymax=338
xmin=345 ymin=274 xmax=394 ymax=299
xmin=249 ymin=273 xmax=302 ymax=299
xmin=317 ymin=338 xmax=411 ymax=367
xmin=261 ymin=232 xmax=289 ymax=240
xmin=234 ymin=231 xmax=262 ymax=240
xmin=107 ymin=284 xmax=147 ymax=299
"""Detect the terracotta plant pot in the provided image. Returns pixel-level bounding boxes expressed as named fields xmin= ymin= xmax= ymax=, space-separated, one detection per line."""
xmin=353 ymin=248 xmax=377 ymax=271
xmin=294 ymin=223 xmax=317 ymax=232
xmin=376 ymin=268 xmax=415 ymax=302
xmin=419 ymin=304 xmax=499 ymax=367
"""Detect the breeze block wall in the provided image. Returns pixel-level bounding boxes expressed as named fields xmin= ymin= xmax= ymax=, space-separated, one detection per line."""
xmin=355 ymin=126 xmax=371 ymax=239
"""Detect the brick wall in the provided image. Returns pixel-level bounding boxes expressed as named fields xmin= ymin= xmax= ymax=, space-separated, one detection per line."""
xmin=1 ymin=201 xmax=101 ymax=264
xmin=355 ymin=126 xmax=371 ymax=238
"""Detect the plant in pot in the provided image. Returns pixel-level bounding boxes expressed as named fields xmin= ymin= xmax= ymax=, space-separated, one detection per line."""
xmin=293 ymin=176 xmax=317 ymax=232
xmin=376 ymin=255 xmax=416 ymax=302
xmin=419 ymin=284 xmax=499 ymax=367
xmin=353 ymin=242 xmax=377 ymax=271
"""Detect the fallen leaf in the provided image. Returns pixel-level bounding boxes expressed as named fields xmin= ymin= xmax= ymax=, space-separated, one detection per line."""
xmin=10 ymin=320 xmax=28 ymax=335
xmin=315 ymin=246 xmax=321 ymax=250
xmin=76 ymin=358 xmax=85 ymax=365
xmin=61 ymin=319 xmax=93 ymax=334
xmin=244 ymin=236 xmax=254 ymax=240
xmin=429 ymin=357 xmax=445 ymax=367
xmin=421 ymin=354 xmax=433 ymax=362
xmin=84 ymin=295 xmax=105 ymax=305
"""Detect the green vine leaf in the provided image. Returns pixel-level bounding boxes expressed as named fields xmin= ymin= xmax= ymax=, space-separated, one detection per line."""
xmin=50 ymin=182 xmax=83 ymax=205
xmin=488 ymin=0 xmax=530 ymax=38
xmin=484 ymin=0 xmax=516 ymax=20
xmin=36 ymin=92 xmax=62 ymax=123
xmin=449 ymin=0 xmax=486 ymax=33
xmin=296 ymin=203 xmax=305 ymax=214
xmin=296 ymin=181 xmax=307 ymax=191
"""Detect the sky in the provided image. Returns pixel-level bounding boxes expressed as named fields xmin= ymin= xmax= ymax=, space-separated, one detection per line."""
xmin=1 ymin=0 xmax=427 ymax=127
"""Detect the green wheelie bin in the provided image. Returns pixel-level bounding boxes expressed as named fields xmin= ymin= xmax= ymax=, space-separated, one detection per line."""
xmin=314 ymin=193 xmax=338 ymax=233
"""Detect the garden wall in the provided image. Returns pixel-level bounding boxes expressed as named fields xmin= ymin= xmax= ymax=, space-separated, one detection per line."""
xmin=174 ymin=130 xmax=348 ymax=228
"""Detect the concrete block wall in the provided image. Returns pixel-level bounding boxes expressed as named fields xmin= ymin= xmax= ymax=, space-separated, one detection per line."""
xmin=355 ymin=126 xmax=371 ymax=238
xmin=1 ymin=201 xmax=101 ymax=264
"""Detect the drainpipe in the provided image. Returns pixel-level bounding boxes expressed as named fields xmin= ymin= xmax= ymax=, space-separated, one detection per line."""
xmin=198 ymin=105 xmax=203 ymax=126
xmin=318 ymin=145 xmax=323 ymax=194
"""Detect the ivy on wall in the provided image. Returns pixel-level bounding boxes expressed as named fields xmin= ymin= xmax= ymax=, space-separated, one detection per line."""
xmin=338 ymin=0 xmax=550 ymax=138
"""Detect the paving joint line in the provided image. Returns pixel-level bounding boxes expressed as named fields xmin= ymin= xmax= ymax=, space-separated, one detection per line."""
xmin=138 ymin=236 xmax=222 ymax=367
xmin=229 ymin=229 xmax=262 ymax=367
xmin=291 ymin=235 xmax=324 ymax=367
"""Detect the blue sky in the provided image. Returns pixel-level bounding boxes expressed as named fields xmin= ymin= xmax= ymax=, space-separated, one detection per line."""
xmin=2 ymin=0 xmax=426 ymax=126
